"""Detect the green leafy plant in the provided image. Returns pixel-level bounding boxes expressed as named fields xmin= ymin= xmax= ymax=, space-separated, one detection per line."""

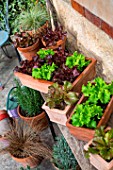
xmin=71 ymin=77 xmax=113 ymax=129
xmin=66 ymin=51 xmax=90 ymax=71
xmin=0 ymin=0 xmax=36 ymax=34
xmin=46 ymin=81 xmax=78 ymax=110
xmin=13 ymin=79 xmax=44 ymax=117
xmin=37 ymin=49 xmax=55 ymax=59
xmin=82 ymin=77 xmax=113 ymax=104
xmin=71 ymin=103 xmax=103 ymax=128
xmin=20 ymin=166 xmax=31 ymax=170
xmin=32 ymin=63 xmax=57 ymax=80
xmin=85 ymin=126 xmax=113 ymax=161
xmin=52 ymin=135 xmax=78 ymax=170
xmin=20 ymin=165 xmax=40 ymax=170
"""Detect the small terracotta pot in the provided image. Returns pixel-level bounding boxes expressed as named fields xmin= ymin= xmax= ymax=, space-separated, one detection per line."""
xmin=84 ymin=138 xmax=113 ymax=170
xmin=42 ymin=102 xmax=75 ymax=126
xmin=17 ymin=39 xmax=39 ymax=61
xmin=11 ymin=155 xmax=42 ymax=168
xmin=41 ymin=36 xmax=66 ymax=50
xmin=17 ymin=106 xmax=48 ymax=131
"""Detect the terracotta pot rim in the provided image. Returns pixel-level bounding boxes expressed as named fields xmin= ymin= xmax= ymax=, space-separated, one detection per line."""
xmin=11 ymin=154 xmax=31 ymax=161
xmin=42 ymin=102 xmax=71 ymax=114
xmin=41 ymin=35 xmax=66 ymax=48
xmin=17 ymin=39 xmax=39 ymax=52
xmin=17 ymin=105 xmax=45 ymax=120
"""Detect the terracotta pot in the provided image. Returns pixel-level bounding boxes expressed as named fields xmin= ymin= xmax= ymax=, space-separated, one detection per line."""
xmin=42 ymin=103 xmax=75 ymax=126
xmin=11 ymin=154 xmax=42 ymax=168
xmin=66 ymin=94 xmax=113 ymax=141
xmin=14 ymin=57 xmax=96 ymax=93
xmin=84 ymin=139 xmax=113 ymax=170
xmin=17 ymin=106 xmax=48 ymax=131
xmin=41 ymin=36 xmax=66 ymax=50
xmin=17 ymin=39 xmax=39 ymax=61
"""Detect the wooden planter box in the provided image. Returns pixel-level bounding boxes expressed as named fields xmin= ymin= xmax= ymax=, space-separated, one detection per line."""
xmin=42 ymin=103 xmax=75 ymax=126
xmin=66 ymin=94 xmax=113 ymax=141
xmin=14 ymin=57 xmax=96 ymax=93
xmin=84 ymin=140 xmax=113 ymax=170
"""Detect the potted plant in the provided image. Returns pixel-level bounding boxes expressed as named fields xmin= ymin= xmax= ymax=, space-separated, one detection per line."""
xmin=0 ymin=121 xmax=52 ymax=168
xmin=84 ymin=126 xmax=113 ymax=170
xmin=12 ymin=4 xmax=49 ymax=60
xmin=66 ymin=77 xmax=113 ymax=141
xmin=13 ymin=79 xmax=48 ymax=130
xmin=41 ymin=26 xmax=67 ymax=50
xmin=14 ymin=50 xmax=96 ymax=93
xmin=42 ymin=81 xmax=79 ymax=125
xmin=52 ymin=135 xmax=80 ymax=170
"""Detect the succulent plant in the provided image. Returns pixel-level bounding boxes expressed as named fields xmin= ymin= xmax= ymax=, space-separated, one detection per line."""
xmin=46 ymin=81 xmax=78 ymax=110
xmin=85 ymin=126 xmax=113 ymax=161
xmin=20 ymin=166 xmax=40 ymax=170
xmin=52 ymin=135 xmax=78 ymax=170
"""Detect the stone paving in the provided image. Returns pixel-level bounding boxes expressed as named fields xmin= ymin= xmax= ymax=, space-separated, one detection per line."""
xmin=0 ymin=45 xmax=59 ymax=170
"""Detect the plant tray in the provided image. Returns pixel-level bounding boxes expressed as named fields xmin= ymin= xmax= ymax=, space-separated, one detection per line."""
xmin=14 ymin=57 xmax=96 ymax=93
xmin=42 ymin=103 xmax=75 ymax=126
xmin=66 ymin=94 xmax=113 ymax=141
xmin=84 ymin=140 xmax=113 ymax=170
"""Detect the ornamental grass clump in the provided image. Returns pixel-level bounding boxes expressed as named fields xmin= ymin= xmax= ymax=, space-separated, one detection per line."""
xmin=85 ymin=126 xmax=113 ymax=161
xmin=0 ymin=121 xmax=52 ymax=160
xmin=52 ymin=135 xmax=78 ymax=170
xmin=71 ymin=77 xmax=113 ymax=129
xmin=46 ymin=81 xmax=78 ymax=110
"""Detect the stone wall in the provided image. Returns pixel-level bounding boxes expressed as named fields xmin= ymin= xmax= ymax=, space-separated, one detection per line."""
xmin=51 ymin=0 xmax=113 ymax=82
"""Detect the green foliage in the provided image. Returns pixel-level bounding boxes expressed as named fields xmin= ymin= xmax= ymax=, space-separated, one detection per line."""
xmin=52 ymin=135 xmax=78 ymax=170
xmin=66 ymin=51 xmax=90 ymax=71
xmin=32 ymin=63 xmax=57 ymax=80
xmin=46 ymin=81 xmax=78 ymax=110
xmin=71 ymin=77 xmax=113 ymax=129
xmin=85 ymin=126 xmax=113 ymax=161
xmin=20 ymin=166 xmax=40 ymax=170
xmin=20 ymin=166 xmax=31 ymax=170
xmin=37 ymin=49 xmax=55 ymax=59
xmin=82 ymin=77 xmax=113 ymax=104
xmin=0 ymin=0 xmax=36 ymax=34
xmin=71 ymin=103 xmax=103 ymax=128
xmin=13 ymin=79 xmax=44 ymax=117
xmin=15 ymin=4 xmax=49 ymax=32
